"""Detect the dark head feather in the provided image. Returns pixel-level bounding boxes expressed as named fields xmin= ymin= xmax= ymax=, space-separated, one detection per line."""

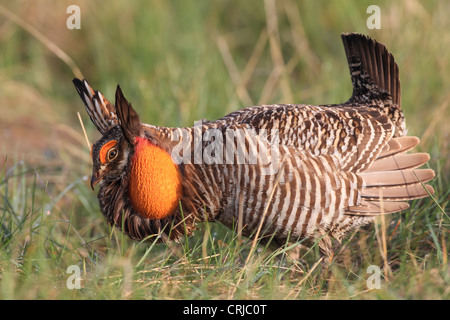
xmin=115 ymin=85 xmax=143 ymax=144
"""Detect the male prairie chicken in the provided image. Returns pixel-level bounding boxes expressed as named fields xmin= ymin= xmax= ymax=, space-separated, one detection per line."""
xmin=73 ymin=33 xmax=434 ymax=259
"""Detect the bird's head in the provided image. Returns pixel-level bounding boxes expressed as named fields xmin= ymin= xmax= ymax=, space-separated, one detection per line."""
xmin=73 ymin=78 xmax=182 ymax=220
xmin=89 ymin=125 xmax=129 ymax=189
xmin=79 ymin=82 xmax=142 ymax=189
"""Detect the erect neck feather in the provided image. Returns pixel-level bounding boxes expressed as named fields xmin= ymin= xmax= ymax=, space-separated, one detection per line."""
xmin=128 ymin=137 xmax=182 ymax=220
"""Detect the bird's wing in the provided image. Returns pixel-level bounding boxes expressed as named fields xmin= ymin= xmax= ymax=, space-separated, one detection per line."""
xmin=347 ymin=134 xmax=435 ymax=215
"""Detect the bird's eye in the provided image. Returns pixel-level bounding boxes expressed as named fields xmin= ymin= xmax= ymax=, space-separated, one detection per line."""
xmin=99 ymin=140 xmax=118 ymax=164
xmin=107 ymin=148 xmax=118 ymax=161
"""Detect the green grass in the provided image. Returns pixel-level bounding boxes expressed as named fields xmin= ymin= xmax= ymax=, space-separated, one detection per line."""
xmin=0 ymin=0 xmax=449 ymax=299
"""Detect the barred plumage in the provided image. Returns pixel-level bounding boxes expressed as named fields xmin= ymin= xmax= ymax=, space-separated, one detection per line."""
xmin=73 ymin=33 xmax=434 ymax=259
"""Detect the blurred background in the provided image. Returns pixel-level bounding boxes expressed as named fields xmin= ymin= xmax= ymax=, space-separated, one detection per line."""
xmin=0 ymin=0 xmax=448 ymax=299
xmin=1 ymin=1 xmax=449 ymax=173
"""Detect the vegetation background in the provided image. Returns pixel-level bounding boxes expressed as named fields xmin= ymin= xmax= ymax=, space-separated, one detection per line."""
xmin=0 ymin=0 xmax=448 ymax=300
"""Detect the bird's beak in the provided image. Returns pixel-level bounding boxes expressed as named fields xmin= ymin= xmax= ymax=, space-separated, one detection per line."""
xmin=90 ymin=170 xmax=101 ymax=190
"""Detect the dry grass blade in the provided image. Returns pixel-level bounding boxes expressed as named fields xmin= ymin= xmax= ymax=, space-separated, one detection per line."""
xmin=421 ymin=95 xmax=449 ymax=146
xmin=237 ymin=193 xmax=244 ymax=244
xmin=374 ymin=191 xmax=392 ymax=281
xmin=258 ymin=67 xmax=283 ymax=105
xmin=264 ymin=0 xmax=293 ymax=103
xmin=240 ymin=30 xmax=268 ymax=88
xmin=77 ymin=112 xmax=91 ymax=150
xmin=228 ymin=157 xmax=287 ymax=298
xmin=285 ymin=257 xmax=323 ymax=300
xmin=246 ymin=159 xmax=287 ymax=261
xmin=283 ymin=0 xmax=320 ymax=71
xmin=0 ymin=4 xmax=83 ymax=79
xmin=216 ymin=36 xmax=253 ymax=106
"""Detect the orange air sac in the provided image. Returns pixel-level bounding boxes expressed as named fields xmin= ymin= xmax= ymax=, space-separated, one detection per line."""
xmin=128 ymin=137 xmax=182 ymax=220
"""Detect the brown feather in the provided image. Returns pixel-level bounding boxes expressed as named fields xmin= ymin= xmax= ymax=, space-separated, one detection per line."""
xmin=73 ymin=78 xmax=118 ymax=134
xmin=362 ymin=184 xmax=435 ymax=201
xmin=342 ymin=33 xmax=401 ymax=106
xmin=115 ymin=85 xmax=143 ymax=143
xmin=348 ymin=201 xmax=410 ymax=215
xmin=360 ymin=168 xmax=435 ymax=187
xmin=365 ymin=153 xmax=430 ymax=172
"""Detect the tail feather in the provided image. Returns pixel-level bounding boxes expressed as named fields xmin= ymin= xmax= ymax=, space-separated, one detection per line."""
xmin=341 ymin=33 xmax=400 ymax=106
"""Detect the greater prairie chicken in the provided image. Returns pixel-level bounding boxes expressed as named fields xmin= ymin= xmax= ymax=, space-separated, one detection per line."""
xmin=73 ymin=33 xmax=434 ymax=259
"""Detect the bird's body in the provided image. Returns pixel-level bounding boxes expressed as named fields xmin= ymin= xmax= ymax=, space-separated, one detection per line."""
xmin=73 ymin=33 xmax=434 ymax=258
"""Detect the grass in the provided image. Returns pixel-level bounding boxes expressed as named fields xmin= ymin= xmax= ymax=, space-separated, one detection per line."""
xmin=0 ymin=0 xmax=449 ymax=300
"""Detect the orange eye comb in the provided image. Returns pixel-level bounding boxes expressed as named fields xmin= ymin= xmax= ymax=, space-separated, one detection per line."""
xmin=99 ymin=140 xmax=117 ymax=164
